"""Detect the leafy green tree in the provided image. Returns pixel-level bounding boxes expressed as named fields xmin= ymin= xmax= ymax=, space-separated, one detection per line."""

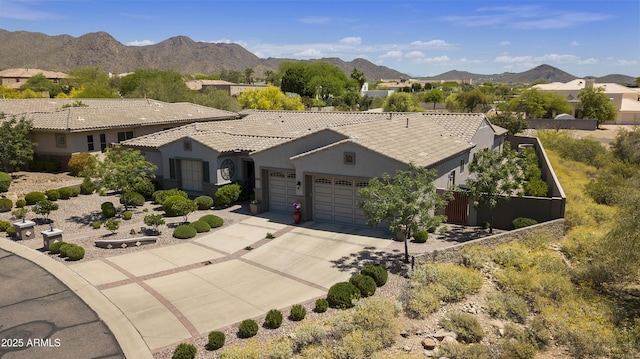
xmin=459 ymin=88 xmax=489 ymax=112
xmin=342 ymin=90 xmax=361 ymax=110
xmin=104 ymin=218 xmax=120 ymax=234
xmin=467 ymin=146 xmax=525 ymax=233
xmin=143 ymin=214 xmax=166 ymax=234
xmin=506 ymin=88 xmax=571 ymax=118
xmin=90 ymin=145 xmax=158 ymax=210
xmin=170 ymin=199 xmax=198 ymax=224
xmin=350 ymin=68 xmax=366 ymax=89
xmin=219 ymin=68 xmax=243 ymax=83
xmin=33 ymin=199 xmax=59 ymax=223
xmin=423 ymin=89 xmax=444 ymax=110
xmin=383 ymin=92 xmax=422 ymax=112
xmin=280 ymin=62 xmax=310 ymax=97
xmin=610 ymin=126 xmax=640 ymax=164
xmin=359 ymin=163 xmax=448 ymax=262
xmin=59 ymin=66 xmax=118 ymax=98
xmin=19 ymin=73 xmax=63 ymax=97
xmin=278 ymin=61 xmax=354 ymax=101
xmin=578 ymin=86 xmax=617 ymax=128
xmin=237 ymin=85 xmax=304 ymax=110
xmin=193 ymin=88 xmax=241 ymax=112
xmin=489 ymin=112 xmax=529 ymax=136
xmin=0 ymin=115 xmax=36 ymax=172
xmin=120 ymin=69 xmax=191 ymax=102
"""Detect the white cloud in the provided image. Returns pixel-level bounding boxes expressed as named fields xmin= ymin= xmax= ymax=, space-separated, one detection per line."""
xmin=570 ymin=41 xmax=580 ymax=46
xmin=406 ymin=51 xmax=425 ymax=58
xmin=499 ymin=41 xmax=511 ymax=46
xmin=422 ymin=55 xmax=451 ymax=64
xmin=380 ymin=50 xmax=403 ymax=59
xmin=339 ymin=37 xmax=362 ymax=45
xmin=294 ymin=49 xmax=325 ymax=57
xmin=495 ymin=53 xmax=598 ymax=66
xmin=410 ymin=40 xmax=455 ymax=49
xmin=616 ymin=59 xmax=639 ymax=66
xmin=127 ymin=40 xmax=155 ymax=46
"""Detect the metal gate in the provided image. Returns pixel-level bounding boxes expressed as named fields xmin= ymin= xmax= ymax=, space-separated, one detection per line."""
xmin=445 ymin=191 xmax=469 ymax=225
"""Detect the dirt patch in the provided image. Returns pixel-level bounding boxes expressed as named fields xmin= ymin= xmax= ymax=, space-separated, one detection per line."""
xmin=6 ymin=171 xmax=83 ymax=198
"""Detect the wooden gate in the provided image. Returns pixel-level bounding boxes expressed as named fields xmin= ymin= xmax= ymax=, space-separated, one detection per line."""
xmin=445 ymin=191 xmax=469 ymax=225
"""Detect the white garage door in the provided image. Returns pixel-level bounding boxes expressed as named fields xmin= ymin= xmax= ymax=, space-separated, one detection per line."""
xmin=313 ymin=176 xmax=369 ymax=226
xmin=269 ymin=171 xmax=296 ymax=213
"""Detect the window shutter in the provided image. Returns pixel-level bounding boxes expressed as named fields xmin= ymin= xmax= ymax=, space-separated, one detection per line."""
xmin=169 ymin=158 xmax=176 ymax=179
xmin=202 ymin=161 xmax=210 ymax=183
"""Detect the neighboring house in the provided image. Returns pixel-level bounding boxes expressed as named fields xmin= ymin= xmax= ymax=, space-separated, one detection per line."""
xmin=0 ymin=68 xmax=68 ymax=89
xmin=122 ymin=110 xmax=507 ymax=226
xmin=534 ymin=79 xmax=640 ymax=124
xmin=0 ymin=98 xmax=239 ymax=166
xmin=185 ymin=79 xmax=267 ymax=97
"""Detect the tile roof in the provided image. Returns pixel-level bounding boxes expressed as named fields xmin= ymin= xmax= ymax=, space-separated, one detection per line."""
xmin=534 ymin=79 xmax=640 ymax=94
xmin=0 ymin=68 xmax=68 ymax=79
xmin=0 ymin=98 xmax=239 ymax=131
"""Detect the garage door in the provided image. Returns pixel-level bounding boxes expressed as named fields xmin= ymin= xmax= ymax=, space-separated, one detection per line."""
xmin=269 ymin=171 xmax=296 ymax=213
xmin=313 ymin=176 xmax=369 ymax=226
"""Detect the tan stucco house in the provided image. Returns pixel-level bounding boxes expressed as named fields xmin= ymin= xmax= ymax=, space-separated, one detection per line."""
xmin=0 ymin=68 xmax=68 ymax=90
xmin=122 ymin=110 xmax=507 ymax=225
xmin=185 ymin=79 xmax=267 ymax=97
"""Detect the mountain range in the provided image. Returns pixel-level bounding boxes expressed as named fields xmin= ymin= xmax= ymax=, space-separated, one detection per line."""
xmin=0 ymin=29 xmax=636 ymax=85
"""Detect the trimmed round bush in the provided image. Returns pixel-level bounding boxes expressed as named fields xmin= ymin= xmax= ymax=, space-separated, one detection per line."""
xmin=153 ymin=189 xmax=187 ymax=205
xmin=349 ymin=274 xmax=377 ymax=297
xmin=327 ymin=282 xmax=361 ymax=309
xmin=5 ymin=226 xmax=16 ymax=237
xmin=361 ymin=263 xmax=388 ymax=287
xmin=314 ymin=298 xmax=328 ymax=313
xmin=120 ymin=192 xmax=145 ymax=207
xmin=25 ymin=191 xmax=46 ymax=205
xmin=48 ymin=241 xmax=66 ymax=254
xmin=207 ymin=330 xmax=225 ymax=350
xmin=163 ymin=195 xmax=192 ymax=217
xmin=80 ymin=177 xmax=97 ymax=195
xmin=173 ymin=225 xmax=197 ymax=239
xmin=214 ymin=183 xmax=241 ymax=207
xmin=199 ymin=214 xmax=224 ymax=228
xmin=57 ymin=187 xmax=73 ymax=200
xmin=67 ymin=152 xmax=97 ymax=176
xmin=194 ymin=195 xmax=214 ymax=210
xmin=289 ymin=304 xmax=306 ymax=321
xmin=92 ymin=221 xmax=101 ymax=229
xmin=133 ymin=179 xmax=156 ymax=198
xmin=413 ymin=229 xmax=429 ymax=243
xmin=65 ymin=244 xmax=85 ymax=261
xmin=0 ymin=198 xmax=12 ymax=212
xmin=265 ymin=309 xmax=283 ymax=329
xmin=513 ymin=217 xmax=538 ymax=229
xmin=58 ymin=243 xmax=73 ymax=258
xmin=0 ymin=220 xmax=11 ymax=232
xmin=69 ymin=187 xmax=80 ymax=197
xmin=15 ymin=199 xmax=26 ymax=208
xmin=238 ymin=319 xmax=259 ymax=338
xmin=122 ymin=211 xmax=133 ymax=220
xmin=101 ymin=202 xmax=116 ymax=219
xmin=0 ymin=172 xmax=12 ymax=192
xmin=172 ymin=342 xmax=197 ymax=359
xmin=45 ymin=189 xmax=60 ymax=201
xmin=189 ymin=220 xmax=210 ymax=233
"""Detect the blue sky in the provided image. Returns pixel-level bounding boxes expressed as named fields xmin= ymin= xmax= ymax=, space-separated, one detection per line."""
xmin=1 ymin=0 xmax=638 ymax=77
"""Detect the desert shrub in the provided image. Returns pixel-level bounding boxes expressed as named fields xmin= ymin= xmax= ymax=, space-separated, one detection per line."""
xmin=5 ymin=226 xmax=16 ymax=237
xmin=512 ymin=217 xmax=538 ymax=229
xmin=15 ymin=199 xmax=26 ymax=208
xmin=327 ymin=282 xmax=361 ymax=309
xmin=438 ymin=342 xmax=489 ymax=359
xmin=163 ymin=195 xmax=192 ymax=216
xmin=67 ymin=152 xmax=97 ymax=176
xmin=199 ymin=214 xmax=224 ymax=228
xmin=189 ymin=220 xmax=210 ymax=233
xmin=461 ymin=244 xmax=491 ymax=270
xmin=65 ymin=244 xmax=85 ymax=261
xmin=412 ymin=229 xmax=428 ymax=243
xmin=153 ymin=189 xmax=187 ymax=205
xmin=57 ymin=187 xmax=73 ymax=199
xmin=208 ymin=330 xmax=225 ymax=350
xmin=144 ymin=214 xmax=165 ymax=233
xmin=69 ymin=187 xmax=80 ymax=197
xmin=104 ymin=218 xmax=120 ymax=233
xmin=194 ymin=195 xmax=214 ymax=210
xmin=0 ymin=172 xmax=11 ymax=192
xmin=492 ymin=241 xmax=530 ymax=269
xmin=265 ymin=309 xmax=284 ymax=329
xmin=101 ymin=202 xmax=116 ymax=218
xmin=528 ymin=317 xmax=551 ymax=348
xmin=80 ymin=177 xmax=97 ymax=195
xmin=524 ymin=178 xmax=549 ymax=197
xmin=92 ymin=221 xmax=101 ymax=229
xmin=486 ymin=292 xmax=528 ymax=323
xmin=48 ymin=241 xmax=66 ymax=254
xmin=314 ymin=298 xmax=328 ymax=313
xmin=120 ymin=192 xmax=145 ymax=207
xmin=0 ymin=220 xmax=11 ymax=232
xmin=0 ymin=198 xmax=12 ymax=212
xmin=406 ymin=285 xmax=441 ymax=319
xmin=409 ymin=262 xmax=483 ymax=303
xmin=172 ymin=342 xmax=197 ymax=359
xmin=269 ymin=338 xmax=294 ymax=359
xmin=25 ymin=191 xmax=46 ymax=205
xmin=499 ymin=324 xmax=537 ymax=359
xmin=122 ymin=211 xmax=133 ymax=220
xmin=173 ymin=225 xmax=197 ymax=239
xmin=349 ymin=274 xmax=377 ymax=297
xmin=360 ymin=263 xmax=388 ymax=287
xmin=133 ymin=179 xmax=155 ymax=198
xmin=45 ymin=189 xmax=59 ymax=201
xmin=291 ymin=321 xmax=326 ymax=352
xmin=238 ymin=319 xmax=259 ymax=338
xmin=218 ymin=340 xmax=262 ymax=359
xmin=289 ymin=304 xmax=306 ymax=321
xmin=440 ymin=312 xmax=484 ymax=343
xmin=215 ymin=183 xmax=242 ymax=207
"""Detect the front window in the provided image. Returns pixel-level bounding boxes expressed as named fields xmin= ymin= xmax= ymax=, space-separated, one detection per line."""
xmin=55 ymin=133 xmax=66 ymax=148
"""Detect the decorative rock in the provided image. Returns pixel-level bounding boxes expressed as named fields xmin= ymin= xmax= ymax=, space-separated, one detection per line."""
xmin=433 ymin=330 xmax=457 ymax=341
xmin=441 ymin=336 xmax=458 ymax=345
xmin=421 ymin=338 xmax=437 ymax=350
xmin=403 ymin=345 xmax=412 ymax=352
xmin=423 ymin=349 xmax=435 ymax=357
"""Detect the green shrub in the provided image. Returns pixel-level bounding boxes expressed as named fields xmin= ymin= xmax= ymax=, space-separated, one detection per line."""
xmin=101 ymin=202 xmax=116 ymax=218
xmin=513 ymin=217 xmax=538 ymax=229
xmin=189 ymin=220 xmax=210 ymax=233
xmin=153 ymin=189 xmax=187 ymax=205
xmin=524 ymin=178 xmax=549 ymax=197
xmin=0 ymin=220 xmax=11 ymax=232
xmin=172 ymin=342 xmax=197 ymax=359
xmin=122 ymin=211 xmax=133 ymax=220
xmin=409 ymin=262 xmax=483 ymax=303
xmin=65 ymin=244 xmax=85 ymax=261
xmin=360 ymin=263 xmax=388 ymax=287
xmin=58 ymin=243 xmax=72 ymax=258
xmin=45 ymin=189 xmax=60 ymax=201
xmin=67 ymin=152 xmax=97 ymax=176
xmin=0 ymin=198 xmax=12 ymax=212
xmin=92 ymin=221 xmax=101 ymax=229
xmin=80 ymin=177 xmax=97 ymax=195
xmin=57 ymin=187 xmax=73 ymax=199
xmin=173 ymin=225 xmax=197 ymax=239
xmin=48 ymin=241 xmax=66 ymax=254
xmin=407 ymin=285 xmax=441 ymax=319
xmin=289 ymin=304 xmax=306 ymax=321
xmin=327 ymin=282 xmax=361 ymax=309
xmin=440 ymin=312 xmax=484 ymax=343
xmin=44 ymin=161 xmax=59 ymax=173
xmin=214 ymin=183 xmax=242 ymax=207
xmin=5 ymin=226 xmax=16 ymax=237
xmin=163 ymin=195 xmax=192 ymax=216
xmin=144 ymin=214 xmax=165 ymax=233
xmin=15 ymin=199 xmax=26 ymax=208
xmin=499 ymin=324 xmax=537 ymax=359
xmin=349 ymin=274 xmax=377 ymax=297
xmin=413 ymin=229 xmax=429 ymax=243
xmin=0 ymin=172 xmax=11 ymax=192
xmin=265 ymin=309 xmax=283 ymax=329
xmin=133 ymin=179 xmax=155 ymax=198
xmin=266 ymin=232 xmax=275 ymax=239
xmin=199 ymin=214 xmax=224 ymax=228
xmin=194 ymin=195 xmax=214 ymax=210
xmin=69 ymin=187 xmax=80 ymax=197
xmin=238 ymin=319 xmax=259 ymax=338
xmin=120 ymin=192 xmax=145 ymax=207
xmin=486 ymin=292 xmax=528 ymax=323
xmin=438 ymin=342 xmax=489 ymax=359
xmin=315 ymin=298 xmax=328 ymax=313
xmin=25 ymin=191 xmax=46 ymax=205
xmin=208 ymin=330 xmax=225 ymax=350
xmin=11 ymin=207 xmax=27 ymax=221
xmin=104 ymin=218 xmax=120 ymax=233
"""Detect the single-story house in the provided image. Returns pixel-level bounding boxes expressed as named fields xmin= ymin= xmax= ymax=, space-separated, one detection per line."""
xmin=0 ymin=98 xmax=239 ymax=166
xmin=122 ymin=110 xmax=508 ymax=225
xmin=185 ymin=79 xmax=268 ymax=97
xmin=0 ymin=68 xmax=68 ymax=90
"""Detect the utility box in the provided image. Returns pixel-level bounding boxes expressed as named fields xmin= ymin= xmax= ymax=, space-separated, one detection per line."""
xmin=13 ymin=220 xmax=36 ymax=241
xmin=41 ymin=229 xmax=63 ymax=250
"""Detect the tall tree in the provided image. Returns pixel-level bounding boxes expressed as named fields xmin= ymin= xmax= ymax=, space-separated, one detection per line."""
xmin=578 ymin=86 xmax=617 ymax=128
xmin=119 ymin=69 xmax=191 ymax=102
xmin=506 ymin=88 xmax=571 ymax=118
xmin=423 ymin=89 xmax=444 ymax=110
xmin=60 ymin=66 xmax=118 ymax=98
xmin=350 ymin=68 xmax=366 ymax=89
xmin=467 ymin=146 xmax=525 ymax=233
xmin=383 ymin=92 xmax=422 ymax=112
xmin=489 ymin=112 xmax=529 ymax=136
xmin=19 ymin=73 xmax=63 ymax=97
xmin=243 ymin=68 xmax=254 ymax=84
xmin=0 ymin=115 xmax=36 ymax=172
xmin=359 ymin=164 xmax=448 ymax=263
xmin=193 ymin=88 xmax=241 ymax=112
